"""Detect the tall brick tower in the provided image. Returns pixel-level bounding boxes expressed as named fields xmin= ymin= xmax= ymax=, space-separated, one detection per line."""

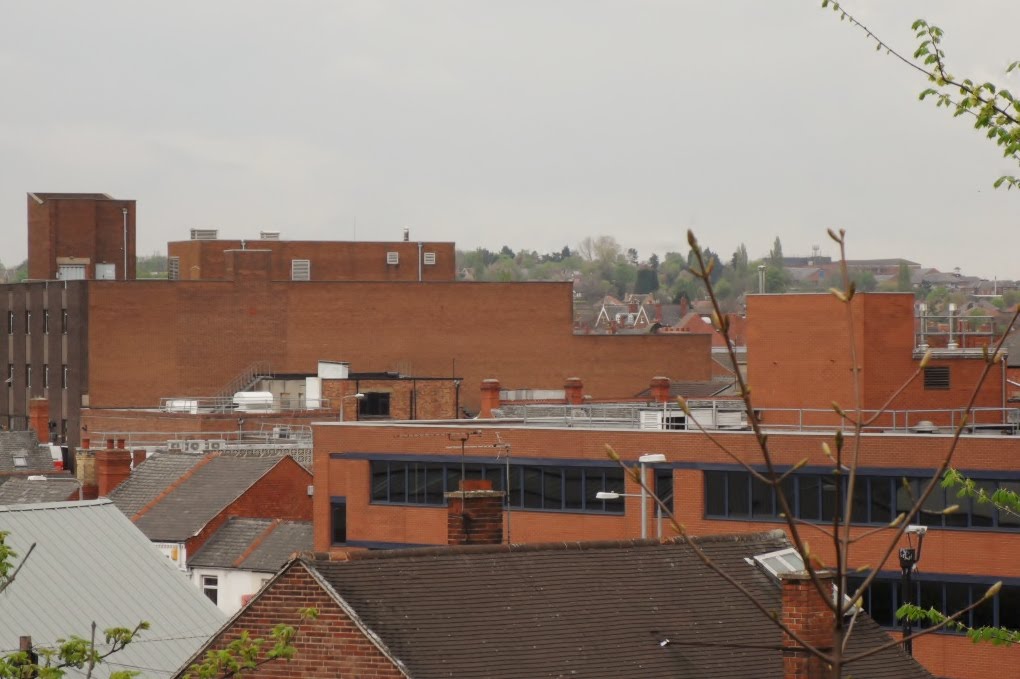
xmin=27 ymin=193 xmax=136 ymax=281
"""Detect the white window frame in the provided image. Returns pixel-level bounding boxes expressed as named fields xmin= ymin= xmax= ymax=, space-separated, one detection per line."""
xmin=202 ymin=575 xmax=219 ymax=605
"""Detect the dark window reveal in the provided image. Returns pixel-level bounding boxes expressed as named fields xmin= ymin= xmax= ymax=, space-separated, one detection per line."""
xmin=359 ymin=392 xmax=391 ymax=418
xmin=371 ymin=460 xmax=626 ymax=514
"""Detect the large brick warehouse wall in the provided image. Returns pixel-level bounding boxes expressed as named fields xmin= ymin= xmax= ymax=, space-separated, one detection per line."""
xmin=84 ymin=279 xmax=712 ymax=409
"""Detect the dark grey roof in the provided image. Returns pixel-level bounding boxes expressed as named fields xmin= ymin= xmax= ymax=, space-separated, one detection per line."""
xmin=132 ymin=455 xmax=281 ymax=542
xmin=0 ymin=431 xmax=54 ymax=474
xmin=0 ymin=476 xmax=79 ymax=505
xmin=0 ymin=500 xmax=224 ymax=678
xmin=107 ymin=452 xmax=202 ymax=517
xmin=300 ymin=531 xmax=930 ymax=679
xmin=634 ymin=379 xmax=735 ymax=399
xmin=189 ymin=518 xmax=312 ymax=571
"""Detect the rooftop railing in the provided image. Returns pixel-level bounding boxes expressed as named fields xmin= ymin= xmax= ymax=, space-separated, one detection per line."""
xmin=158 ymin=395 xmax=332 ymax=414
xmin=84 ymin=423 xmax=313 ymax=449
xmin=491 ymin=402 xmax=1020 ymax=436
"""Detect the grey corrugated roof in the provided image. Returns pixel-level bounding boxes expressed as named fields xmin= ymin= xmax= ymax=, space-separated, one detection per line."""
xmin=0 ymin=476 xmax=79 ymax=504
xmin=0 ymin=500 xmax=225 ymax=678
xmin=0 ymin=431 xmax=54 ymax=474
xmin=132 ymin=455 xmax=280 ymax=542
xmin=107 ymin=453 xmax=203 ymax=517
xmin=301 ymin=531 xmax=931 ymax=679
xmin=188 ymin=518 xmax=312 ymax=572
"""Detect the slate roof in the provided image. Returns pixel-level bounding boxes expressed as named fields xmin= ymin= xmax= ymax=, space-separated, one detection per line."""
xmin=0 ymin=500 xmax=224 ymax=678
xmin=0 ymin=476 xmax=79 ymax=505
xmin=634 ymin=379 xmax=736 ymax=399
xmin=107 ymin=452 xmax=203 ymax=517
xmin=189 ymin=518 xmax=313 ymax=572
xmin=123 ymin=454 xmax=282 ymax=542
xmin=293 ymin=531 xmax=931 ymax=679
xmin=0 ymin=430 xmax=54 ymax=474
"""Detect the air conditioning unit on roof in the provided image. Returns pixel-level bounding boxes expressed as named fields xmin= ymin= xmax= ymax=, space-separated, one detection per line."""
xmin=185 ymin=440 xmax=205 ymax=453
xmin=167 ymin=440 xmax=185 ymax=452
xmin=206 ymin=440 xmax=226 ymax=452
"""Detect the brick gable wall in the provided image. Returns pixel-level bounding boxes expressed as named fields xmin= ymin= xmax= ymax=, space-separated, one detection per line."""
xmin=181 ymin=563 xmax=406 ymax=678
xmin=184 ymin=457 xmax=313 ymax=557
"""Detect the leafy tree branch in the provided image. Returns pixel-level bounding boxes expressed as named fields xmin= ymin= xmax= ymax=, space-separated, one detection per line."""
xmin=821 ymin=1 xmax=1020 ymax=189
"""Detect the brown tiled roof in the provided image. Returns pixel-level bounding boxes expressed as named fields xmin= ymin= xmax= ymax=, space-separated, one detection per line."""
xmin=300 ymin=532 xmax=931 ymax=679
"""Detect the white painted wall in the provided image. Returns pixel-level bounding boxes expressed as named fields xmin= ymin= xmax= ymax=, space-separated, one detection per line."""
xmin=189 ymin=567 xmax=273 ymax=616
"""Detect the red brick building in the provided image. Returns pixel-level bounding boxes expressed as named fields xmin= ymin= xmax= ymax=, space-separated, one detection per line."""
xmin=746 ymin=293 xmax=1007 ymax=428
xmin=28 ymin=192 xmax=136 ymax=281
xmin=312 ymin=417 xmax=1020 ymax=679
xmin=167 ymin=232 xmax=456 ymax=282
xmin=3 ymin=198 xmax=713 ymax=449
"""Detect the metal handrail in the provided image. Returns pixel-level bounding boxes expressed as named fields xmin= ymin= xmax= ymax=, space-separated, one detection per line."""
xmin=84 ymin=425 xmax=313 ymax=449
xmin=492 ymin=403 xmax=1020 ymax=435
xmin=159 ymin=395 xmax=331 ymax=413
xmin=212 ymin=361 xmax=274 ymax=407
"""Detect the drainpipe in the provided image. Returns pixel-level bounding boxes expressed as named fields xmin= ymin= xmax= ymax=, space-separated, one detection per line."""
xmin=417 ymin=242 xmax=423 ymax=282
xmin=122 ymin=207 xmax=128 ymax=280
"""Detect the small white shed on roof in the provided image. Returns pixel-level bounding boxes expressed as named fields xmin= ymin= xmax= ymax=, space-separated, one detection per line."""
xmin=0 ymin=499 xmax=225 ymax=677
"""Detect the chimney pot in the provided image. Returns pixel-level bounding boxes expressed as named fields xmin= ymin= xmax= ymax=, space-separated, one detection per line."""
xmin=479 ymin=378 xmax=501 ymax=418
xmin=650 ymin=376 xmax=671 ymax=403
xmin=564 ymin=377 xmax=584 ymax=405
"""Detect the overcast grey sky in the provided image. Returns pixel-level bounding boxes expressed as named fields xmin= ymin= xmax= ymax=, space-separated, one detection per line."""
xmin=0 ymin=1 xmax=1016 ymax=276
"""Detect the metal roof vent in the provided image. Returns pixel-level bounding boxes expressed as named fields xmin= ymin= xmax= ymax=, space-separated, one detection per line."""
xmin=190 ymin=229 xmax=219 ymax=240
xmin=259 ymin=231 xmax=281 ymax=240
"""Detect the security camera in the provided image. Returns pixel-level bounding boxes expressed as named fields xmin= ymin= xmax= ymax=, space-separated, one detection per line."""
xmin=904 ymin=524 xmax=928 ymax=536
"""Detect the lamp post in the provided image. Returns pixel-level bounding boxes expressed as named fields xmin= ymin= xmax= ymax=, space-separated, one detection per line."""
xmin=899 ymin=525 xmax=927 ymax=656
xmin=339 ymin=393 xmax=365 ymax=422
xmin=639 ymin=453 xmax=666 ymax=539
xmin=596 ymin=451 xmax=667 ymax=539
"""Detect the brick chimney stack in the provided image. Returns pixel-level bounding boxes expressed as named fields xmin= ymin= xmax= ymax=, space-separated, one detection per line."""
xmin=479 ymin=379 xmax=501 ymax=418
xmin=29 ymin=398 xmax=50 ymax=444
xmin=564 ymin=377 xmax=583 ymax=405
xmin=95 ymin=448 xmax=133 ymax=497
xmin=780 ymin=571 xmax=836 ymax=679
xmin=650 ymin=376 xmax=671 ymax=403
xmin=445 ymin=479 xmax=505 ymax=545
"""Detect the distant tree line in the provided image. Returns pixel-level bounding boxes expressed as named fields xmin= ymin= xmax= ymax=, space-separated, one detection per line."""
xmin=455 ymin=236 xmax=912 ymax=311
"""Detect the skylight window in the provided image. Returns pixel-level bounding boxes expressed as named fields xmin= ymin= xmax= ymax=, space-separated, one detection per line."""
xmin=752 ymin=547 xmax=805 ymax=578
xmin=13 ymin=456 xmax=28 ymax=468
